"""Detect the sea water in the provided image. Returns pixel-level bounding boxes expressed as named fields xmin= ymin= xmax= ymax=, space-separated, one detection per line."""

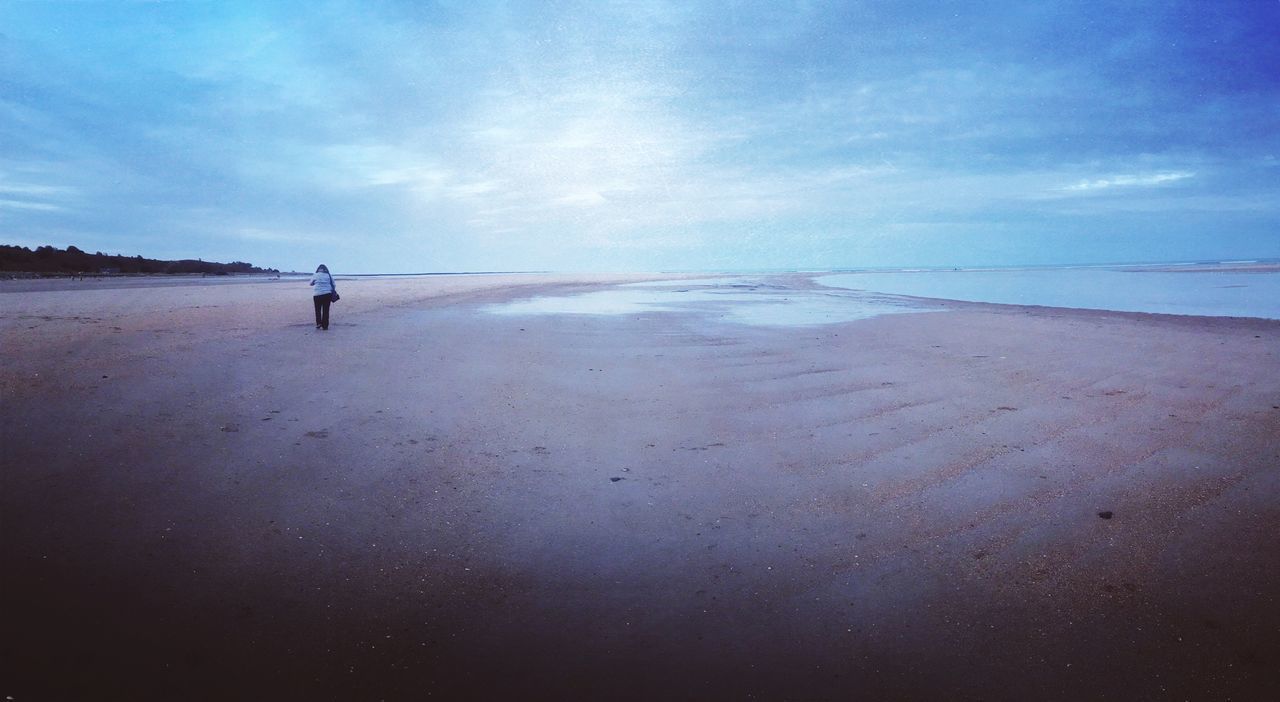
xmin=819 ymin=268 xmax=1280 ymax=320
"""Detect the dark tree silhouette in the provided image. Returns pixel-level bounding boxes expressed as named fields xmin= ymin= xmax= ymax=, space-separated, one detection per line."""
xmin=0 ymin=244 xmax=279 ymax=275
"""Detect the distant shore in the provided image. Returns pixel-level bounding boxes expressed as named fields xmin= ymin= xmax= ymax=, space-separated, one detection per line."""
xmin=0 ymin=272 xmax=295 ymax=293
xmin=1121 ymin=262 xmax=1280 ymax=273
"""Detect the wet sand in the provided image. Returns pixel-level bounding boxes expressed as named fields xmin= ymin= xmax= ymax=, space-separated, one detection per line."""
xmin=3 ymin=273 xmax=1278 ymax=700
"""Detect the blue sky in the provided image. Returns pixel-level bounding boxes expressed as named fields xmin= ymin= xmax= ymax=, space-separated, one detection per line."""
xmin=2 ymin=0 xmax=1278 ymax=273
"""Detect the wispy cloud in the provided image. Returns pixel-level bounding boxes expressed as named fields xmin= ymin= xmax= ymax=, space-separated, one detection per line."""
xmin=0 ymin=198 xmax=66 ymax=212
xmin=1057 ymin=171 xmax=1195 ymax=192
xmin=0 ymin=173 xmax=78 ymax=214
xmin=232 ymin=226 xmax=316 ymax=244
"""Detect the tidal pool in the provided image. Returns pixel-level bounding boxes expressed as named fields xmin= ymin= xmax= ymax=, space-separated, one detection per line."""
xmin=483 ymin=278 xmax=938 ymax=327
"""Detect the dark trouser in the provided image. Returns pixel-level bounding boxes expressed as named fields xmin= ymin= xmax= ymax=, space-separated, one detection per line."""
xmin=313 ymin=293 xmax=333 ymax=329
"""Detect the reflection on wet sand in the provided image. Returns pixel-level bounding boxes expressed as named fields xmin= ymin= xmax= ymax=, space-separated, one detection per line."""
xmin=484 ymin=277 xmax=940 ymax=327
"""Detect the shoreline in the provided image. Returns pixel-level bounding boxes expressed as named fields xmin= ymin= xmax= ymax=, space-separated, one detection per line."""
xmin=812 ymin=268 xmax=1280 ymax=321
xmin=4 ymin=273 xmax=1279 ymax=699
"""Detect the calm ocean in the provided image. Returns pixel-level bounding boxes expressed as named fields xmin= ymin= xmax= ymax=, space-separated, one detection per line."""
xmin=819 ymin=267 xmax=1280 ymax=320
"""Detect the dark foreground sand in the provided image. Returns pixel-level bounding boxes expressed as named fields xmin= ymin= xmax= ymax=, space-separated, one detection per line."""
xmin=3 ymin=273 xmax=1278 ymax=701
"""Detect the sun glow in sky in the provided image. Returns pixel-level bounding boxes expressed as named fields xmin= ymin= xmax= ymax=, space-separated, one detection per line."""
xmin=2 ymin=1 xmax=1278 ymax=272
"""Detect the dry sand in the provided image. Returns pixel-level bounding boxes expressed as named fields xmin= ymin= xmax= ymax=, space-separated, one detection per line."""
xmin=2 ymin=273 xmax=1278 ymax=700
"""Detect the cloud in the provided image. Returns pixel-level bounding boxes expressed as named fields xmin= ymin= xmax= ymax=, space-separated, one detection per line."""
xmin=231 ymin=226 xmax=316 ymax=243
xmin=0 ymin=171 xmax=79 ymax=214
xmin=1057 ymin=171 xmax=1195 ymax=192
xmin=0 ymin=198 xmax=66 ymax=212
xmin=551 ymin=189 xmax=608 ymax=208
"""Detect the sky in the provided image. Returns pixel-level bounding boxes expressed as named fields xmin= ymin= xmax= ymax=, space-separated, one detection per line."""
xmin=2 ymin=0 xmax=1278 ymax=273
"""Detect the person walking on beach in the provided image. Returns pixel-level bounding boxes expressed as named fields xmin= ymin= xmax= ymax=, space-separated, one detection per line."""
xmin=309 ymin=263 xmax=338 ymax=330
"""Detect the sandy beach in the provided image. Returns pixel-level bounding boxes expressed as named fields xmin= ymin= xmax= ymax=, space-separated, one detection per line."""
xmin=3 ymin=273 xmax=1278 ymax=700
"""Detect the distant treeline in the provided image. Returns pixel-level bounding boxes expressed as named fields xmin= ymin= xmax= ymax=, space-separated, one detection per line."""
xmin=0 ymin=244 xmax=279 ymax=275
